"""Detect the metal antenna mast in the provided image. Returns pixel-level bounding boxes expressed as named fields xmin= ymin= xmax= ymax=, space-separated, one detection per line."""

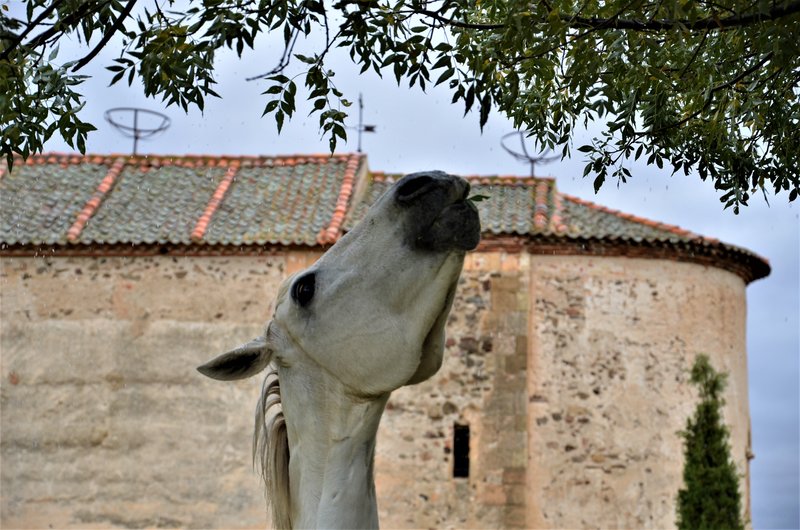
xmin=355 ymin=94 xmax=376 ymax=153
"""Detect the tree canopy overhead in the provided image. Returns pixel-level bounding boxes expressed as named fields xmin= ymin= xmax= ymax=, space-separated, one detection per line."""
xmin=2 ymin=0 xmax=799 ymax=211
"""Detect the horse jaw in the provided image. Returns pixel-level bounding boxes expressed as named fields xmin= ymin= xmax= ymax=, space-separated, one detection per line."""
xmin=406 ymin=277 xmax=458 ymax=385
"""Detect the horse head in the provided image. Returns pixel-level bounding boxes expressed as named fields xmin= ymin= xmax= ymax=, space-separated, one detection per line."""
xmin=198 ymin=171 xmax=480 ymax=529
xmin=199 ymin=170 xmax=479 ymax=391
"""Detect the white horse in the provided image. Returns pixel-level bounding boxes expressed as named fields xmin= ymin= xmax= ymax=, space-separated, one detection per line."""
xmin=198 ymin=171 xmax=480 ymax=529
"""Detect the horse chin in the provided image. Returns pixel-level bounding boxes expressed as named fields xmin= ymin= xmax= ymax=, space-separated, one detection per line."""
xmin=405 ymin=277 xmax=459 ymax=386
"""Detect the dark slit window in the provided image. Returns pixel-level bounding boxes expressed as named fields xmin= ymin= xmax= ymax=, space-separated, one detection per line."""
xmin=453 ymin=423 xmax=470 ymax=478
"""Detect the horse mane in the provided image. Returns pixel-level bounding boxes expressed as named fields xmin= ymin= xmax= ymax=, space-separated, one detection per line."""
xmin=253 ymin=367 xmax=291 ymax=530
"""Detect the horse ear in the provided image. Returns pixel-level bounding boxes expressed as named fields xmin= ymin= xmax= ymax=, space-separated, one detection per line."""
xmin=197 ymin=336 xmax=272 ymax=381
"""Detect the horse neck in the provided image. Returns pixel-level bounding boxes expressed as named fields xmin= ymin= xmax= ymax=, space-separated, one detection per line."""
xmin=279 ymin=365 xmax=390 ymax=529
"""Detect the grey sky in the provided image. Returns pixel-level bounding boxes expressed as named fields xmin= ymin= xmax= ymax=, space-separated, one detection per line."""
xmin=16 ymin=12 xmax=800 ymax=528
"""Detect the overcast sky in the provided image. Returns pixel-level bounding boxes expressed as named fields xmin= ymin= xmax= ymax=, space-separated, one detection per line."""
xmin=19 ymin=12 xmax=800 ymax=528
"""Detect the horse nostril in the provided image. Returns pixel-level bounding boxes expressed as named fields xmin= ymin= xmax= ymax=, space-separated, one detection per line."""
xmin=396 ymin=175 xmax=434 ymax=202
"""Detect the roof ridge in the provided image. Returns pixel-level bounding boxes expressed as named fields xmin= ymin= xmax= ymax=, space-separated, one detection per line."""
xmin=21 ymin=152 xmax=358 ymax=166
xmin=548 ymin=182 xmax=568 ymax=234
xmin=559 ymin=192 xmax=716 ymax=243
xmin=317 ymin=153 xmax=364 ymax=245
xmin=369 ymin=171 xmax=398 ymax=183
xmin=466 ymin=175 xmax=554 ymax=186
xmin=191 ymin=161 xmax=241 ymax=241
xmin=66 ymin=157 xmax=128 ymax=242
xmin=533 ymin=180 xmax=551 ymax=230
xmin=368 ymin=172 xmax=555 ymax=186
xmin=16 ymin=153 xmax=113 ymax=166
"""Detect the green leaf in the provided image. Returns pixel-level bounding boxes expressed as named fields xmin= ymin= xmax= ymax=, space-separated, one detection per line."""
xmin=109 ymin=70 xmax=125 ymax=85
xmin=295 ymin=54 xmax=316 ymax=64
xmin=479 ymin=94 xmax=490 ymax=130
xmin=435 ymin=68 xmax=454 ymax=86
xmin=276 ymin=111 xmax=285 ymax=133
xmin=593 ymin=174 xmax=605 ymax=192
xmin=262 ymin=100 xmax=280 ymax=116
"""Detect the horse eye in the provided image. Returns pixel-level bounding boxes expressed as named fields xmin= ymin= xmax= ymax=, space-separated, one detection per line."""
xmin=292 ymin=273 xmax=315 ymax=307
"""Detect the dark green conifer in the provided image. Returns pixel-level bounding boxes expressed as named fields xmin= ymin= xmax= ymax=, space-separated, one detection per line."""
xmin=677 ymin=354 xmax=744 ymax=530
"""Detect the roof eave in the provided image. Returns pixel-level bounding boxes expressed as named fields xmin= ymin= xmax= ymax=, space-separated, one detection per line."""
xmin=1 ymin=234 xmax=770 ymax=284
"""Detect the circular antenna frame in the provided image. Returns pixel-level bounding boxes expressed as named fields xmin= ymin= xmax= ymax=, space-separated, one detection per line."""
xmin=500 ymin=131 xmax=560 ymax=177
xmin=104 ymin=107 xmax=171 ymax=155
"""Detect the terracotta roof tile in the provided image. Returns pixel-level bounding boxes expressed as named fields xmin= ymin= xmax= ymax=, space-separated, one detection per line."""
xmin=67 ymin=157 xmax=126 ymax=242
xmin=192 ymin=163 xmax=240 ymax=241
xmin=317 ymin=154 xmax=363 ymax=245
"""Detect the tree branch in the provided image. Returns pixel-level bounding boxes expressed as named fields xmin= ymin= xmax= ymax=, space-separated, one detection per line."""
xmin=677 ymin=29 xmax=710 ymax=79
xmin=72 ymin=0 xmax=138 ymax=71
xmin=4 ymin=0 xmax=105 ymax=61
xmin=0 ymin=0 xmax=65 ymax=61
xmin=567 ymin=2 xmax=800 ymax=32
xmin=415 ymin=9 xmax=503 ymax=30
xmin=710 ymin=51 xmax=773 ymax=93
xmin=415 ymin=0 xmax=800 ymax=33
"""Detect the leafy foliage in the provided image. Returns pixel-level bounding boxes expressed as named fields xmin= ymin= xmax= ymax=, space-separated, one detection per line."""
xmin=2 ymin=0 xmax=799 ymax=209
xmin=676 ymin=354 xmax=745 ymax=530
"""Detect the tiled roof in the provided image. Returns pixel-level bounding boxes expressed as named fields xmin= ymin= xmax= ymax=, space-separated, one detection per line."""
xmin=0 ymin=153 xmax=769 ymax=282
xmin=1 ymin=153 xmax=363 ymax=247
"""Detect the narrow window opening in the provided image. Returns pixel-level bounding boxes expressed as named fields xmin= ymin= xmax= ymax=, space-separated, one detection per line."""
xmin=453 ymin=423 xmax=470 ymax=478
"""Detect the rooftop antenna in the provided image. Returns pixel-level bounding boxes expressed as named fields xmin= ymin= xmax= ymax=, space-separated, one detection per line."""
xmin=104 ymin=108 xmax=171 ymax=155
xmin=353 ymin=93 xmax=376 ymax=153
xmin=501 ymin=131 xmax=560 ymax=177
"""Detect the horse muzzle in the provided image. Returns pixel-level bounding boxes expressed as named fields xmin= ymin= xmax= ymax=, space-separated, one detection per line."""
xmin=395 ymin=171 xmax=482 ymax=252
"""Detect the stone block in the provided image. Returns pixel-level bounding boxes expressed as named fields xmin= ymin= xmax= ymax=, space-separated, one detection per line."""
xmin=482 ymin=484 xmax=507 ymax=506
xmin=1 ymin=320 xmax=118 ymax=385
xmin=500 ymin=253 xmax=520 ymax=272
xmin=503 ymin=467 xmax=526 ymax=485
xmin=504 ymin=505 xmax=528 ymax=528
xmin=506 ymin=484 xmax=527 ymax=506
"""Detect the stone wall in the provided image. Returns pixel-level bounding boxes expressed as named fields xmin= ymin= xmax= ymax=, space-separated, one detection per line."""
xmin=375 ymin=252 xmax=530 ymax=529
xmin=1 ymin=253 xmax=316 ymax=529
xmin=1 ymin=251 xmax=751 ymax=529
xmin=526 ymin=255 xmax=751 ymax=529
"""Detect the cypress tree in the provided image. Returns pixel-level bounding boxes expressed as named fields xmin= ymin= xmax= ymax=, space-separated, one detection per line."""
xmin=677 ymin=354 xmax=744 ymax=530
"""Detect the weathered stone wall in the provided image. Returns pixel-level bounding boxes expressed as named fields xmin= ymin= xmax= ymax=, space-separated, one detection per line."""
xmin=526 ymin=255 xmax=751 ymax=529
xmin=1 ymin=253 xmax=317 ymax=529
xmin=1 ymin=251 xmax=751 ymax=529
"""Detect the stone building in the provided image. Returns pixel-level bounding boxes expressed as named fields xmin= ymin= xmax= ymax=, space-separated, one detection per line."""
xmin=1 ymin=153 xmax=768 ymax=529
